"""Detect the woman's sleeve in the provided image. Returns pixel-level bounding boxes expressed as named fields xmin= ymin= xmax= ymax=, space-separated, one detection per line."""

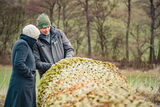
xmin=14 ymin=42 xmax=35 ymax=78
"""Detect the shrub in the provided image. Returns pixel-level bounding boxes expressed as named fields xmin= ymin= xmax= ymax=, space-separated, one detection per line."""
xmin=37 ymin=57 xmax=154 ymax=107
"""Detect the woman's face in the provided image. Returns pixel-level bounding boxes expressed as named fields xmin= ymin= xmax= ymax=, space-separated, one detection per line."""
xmin=40 ymin=26 xmax=50 ymax=35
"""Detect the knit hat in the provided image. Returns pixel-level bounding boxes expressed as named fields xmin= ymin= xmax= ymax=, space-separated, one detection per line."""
xmin=22 ymin=24 xmax=40 ymax=38
xmin=37 ymin=13 xmax=51 ymax=29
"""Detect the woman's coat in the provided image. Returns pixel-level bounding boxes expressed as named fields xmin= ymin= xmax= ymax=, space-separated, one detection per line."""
xmin=4 ymin=34 xmax=37 ymax=107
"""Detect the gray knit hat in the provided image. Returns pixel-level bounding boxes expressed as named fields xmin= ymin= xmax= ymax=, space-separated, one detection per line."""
xmin=37 ymin=13 xmax=51 ymax=29
xmin=22 ymin=24 xmax=40 ymax=38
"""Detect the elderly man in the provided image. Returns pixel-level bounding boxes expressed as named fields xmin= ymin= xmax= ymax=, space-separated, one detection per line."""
xmin=34 ymin=13 xmax=74 ymax=78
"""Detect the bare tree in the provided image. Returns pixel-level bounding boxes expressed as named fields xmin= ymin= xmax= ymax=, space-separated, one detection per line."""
xmin=25 ymin=0 xmax=57 ymax=24
xmin=123 ymin=0 xmax=132 ymax=61
xmin=77 ymin=0 xmax=92 ymax=56
xmin=136 ymin=0 xmax=160 ymax=63
xmin=130 ymin=23 xmax=150 ymax=63
xmin=154 ymin=1 xmax=160 ymax=63
xmin=56 ymin=0 xmax=77 ymax=35
xmin=147 ymin=0 xmax=160 ymax=63
xmin=0 ymin=1 xmax=27 ymax=54
xmin=158 ymin=41 xmax=160 ymax=63
xmin=149 ymin=0 xmax=156 ymax=63
xmin=111 ymin=35 xmax=123 ymax=60
xmin=56 ymin=0 xmax=61 ymax=28
xmin=85 ymin=0 xmax=91 ymax=56
xmin=72 ymin=18 xmax=85 ymax=55
xmin=92 ymin=0 xmax=117 ymax=57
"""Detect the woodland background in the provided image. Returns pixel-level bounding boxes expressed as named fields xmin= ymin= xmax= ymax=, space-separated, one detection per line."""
xmin=0 ymin=0 xmax=160 ymax=68
xmin=0 ymin=0 xmax=160 ymax=106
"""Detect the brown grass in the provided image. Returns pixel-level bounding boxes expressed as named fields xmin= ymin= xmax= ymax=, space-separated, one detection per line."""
xmin=0 ymin=94 xmax=5 ymax=107
xmin=120 ymin=67 xmax=160 ymax=106
xmin=136 ymin=86 xmax=160 ymax=106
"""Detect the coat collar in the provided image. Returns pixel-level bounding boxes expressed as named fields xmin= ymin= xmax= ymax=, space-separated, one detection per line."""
xmin=20 ymin=34 xmax=37 ymax=50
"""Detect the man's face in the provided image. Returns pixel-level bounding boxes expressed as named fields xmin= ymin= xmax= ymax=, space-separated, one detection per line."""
xmin=40 ymin=26 xmax=50 ymax=35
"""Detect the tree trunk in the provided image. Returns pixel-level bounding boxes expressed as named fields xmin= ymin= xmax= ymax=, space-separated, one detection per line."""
xmin=49 ymin=8 xmax=53 ymax=25
xmin=62 ymin=5 xmax=67 ymax=35
xmin=157 ymin=41 xmax=160 ymax=64
xmin=85 ymin=0 xmax=91 ymax=56
xmin=98 ymin=25 xmax=105 ymax=57
xmin=49 ymin=3 xmax=56 ymax=25
xmin=149 ymin=0 xmax=156 ymax=63
xmin=100 ymin=34 xmax=105 ymax=57
xmin=57 ymin=2 xmax=61 ymax=28
xmin=125 ymin=0 xmax=131 ymax=61
xmin=0 ymin=22 xmax=5 ymax=36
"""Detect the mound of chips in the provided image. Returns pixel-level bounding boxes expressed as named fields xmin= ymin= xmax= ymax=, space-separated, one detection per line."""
xmin=37 ymin=57 xmax=154 ymax=107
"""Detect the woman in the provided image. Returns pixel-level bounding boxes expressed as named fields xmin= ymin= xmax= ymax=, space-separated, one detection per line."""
xmin=4 ymin=24 xmax=40 ymax=107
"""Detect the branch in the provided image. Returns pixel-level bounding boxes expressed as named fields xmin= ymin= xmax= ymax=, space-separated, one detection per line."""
xmin=130 ymin=31 xmax=136 ymax=38
xmin=122 ymin=0 xmax=128 ymax=7
xmin=155 ymin=11 xmax=160 ymax=17
xmin=154 ymin=20 xmax=160 ymax=29
xmin=155 ymin=1 xmax=160 ymax=8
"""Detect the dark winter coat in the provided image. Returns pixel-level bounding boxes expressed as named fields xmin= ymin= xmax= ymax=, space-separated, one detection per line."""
xmin=33 ymin=26 xmax=74 ymax=78
xmin=4 ymin=34 xmax=37 ymax=107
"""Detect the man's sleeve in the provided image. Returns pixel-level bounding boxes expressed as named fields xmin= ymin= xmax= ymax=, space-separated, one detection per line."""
xmin=59 ymin=30 xmax=74 ymax=58
xmin=33 ymin=43 xmax=52 ymax=72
